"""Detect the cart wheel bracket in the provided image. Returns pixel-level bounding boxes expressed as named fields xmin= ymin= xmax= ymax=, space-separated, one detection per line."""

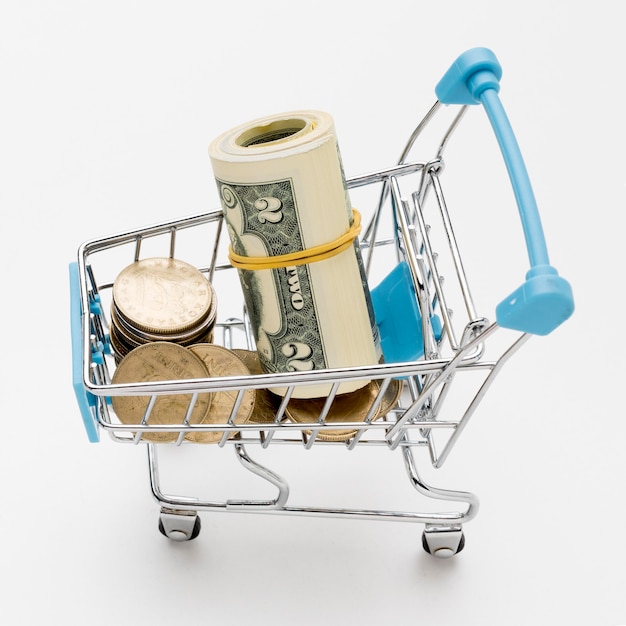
xmin=422 ymin=524 xmax=465 ymax=558
xmin=158 ymin=508 xmax=201 ymax=542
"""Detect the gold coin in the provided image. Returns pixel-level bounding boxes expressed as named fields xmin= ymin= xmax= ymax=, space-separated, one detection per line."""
xmin=186 ymin=344 xmax=255 ymax=443
xmin=377 ymin=377 xmax=404 ymax=416
xmin=112 ymin=257 xmax=214 ymax=335
xmin=232 ymin=349 xmax=282 ymax=424
xmin=286 ymin=378 xmax=403 ymax=442
xmin=230 ymin=348 xmax=263 ymax=375
xmin=111 ymin=342 xmax=212 ymax=443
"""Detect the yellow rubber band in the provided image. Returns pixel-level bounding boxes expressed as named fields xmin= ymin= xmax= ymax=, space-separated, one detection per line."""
xmin=228 ymin=209 xmax=362 ymax=271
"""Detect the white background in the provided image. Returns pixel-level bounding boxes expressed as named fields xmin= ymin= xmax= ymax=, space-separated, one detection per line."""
xmin=1 ymin=1 xmax=624 ymax=624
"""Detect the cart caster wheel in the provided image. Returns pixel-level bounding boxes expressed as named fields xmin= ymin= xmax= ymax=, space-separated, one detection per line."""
xmin=158 ymin=509 xmax=201 ymax=542
xmin=422 ymin=525 xmax=465 ymax=558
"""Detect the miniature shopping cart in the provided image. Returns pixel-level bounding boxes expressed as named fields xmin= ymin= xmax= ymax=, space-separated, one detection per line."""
xmin=69 ymin=48 xmax=574 ymax=558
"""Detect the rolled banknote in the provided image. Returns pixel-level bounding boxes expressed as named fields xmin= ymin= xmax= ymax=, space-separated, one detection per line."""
xmin=209 ymin=110 xmax=381 ymax=397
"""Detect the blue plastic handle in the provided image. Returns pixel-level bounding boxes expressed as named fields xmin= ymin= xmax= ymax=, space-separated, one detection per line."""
xmin=435 ymin=48 xmax=574 ymax=335
xmin=69 ymin=262 xmax=100 ymax=442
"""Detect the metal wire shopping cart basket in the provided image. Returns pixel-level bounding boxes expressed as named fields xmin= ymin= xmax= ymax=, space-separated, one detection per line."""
xmin=69 ymin=48 xmax=574 ymax=557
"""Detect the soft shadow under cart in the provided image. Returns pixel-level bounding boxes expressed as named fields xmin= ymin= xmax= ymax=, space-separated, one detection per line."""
xmin=69 ymin=48 xmax=574 ymax=558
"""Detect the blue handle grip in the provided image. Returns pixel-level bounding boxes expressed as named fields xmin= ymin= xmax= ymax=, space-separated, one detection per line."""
xmin=435 ymin=48 xmax=574 ymax=335
xmin=69 ymin=262 xmax=100 ymax=442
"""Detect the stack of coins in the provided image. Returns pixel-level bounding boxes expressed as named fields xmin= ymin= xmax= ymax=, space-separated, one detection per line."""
xmin=110 ymin=257 xmax=217 ymax=362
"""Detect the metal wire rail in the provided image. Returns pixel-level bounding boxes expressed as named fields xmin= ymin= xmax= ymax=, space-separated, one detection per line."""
xmin=69 ymin=48 xmax=573 ymax=557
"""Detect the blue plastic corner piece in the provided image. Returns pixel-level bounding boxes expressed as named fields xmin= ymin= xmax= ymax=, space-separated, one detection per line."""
xmin=371 ymin=261 xmax=442 ymax=363
xmin=89 ymin=293 xmax=103 ymax=317
xmin=495 ymin=265 xmax=574 ymax=336
xmin=435 ymin=47 xmax=502 ymax=105
xmin=69 ymin=262 xmax=100 ymax=442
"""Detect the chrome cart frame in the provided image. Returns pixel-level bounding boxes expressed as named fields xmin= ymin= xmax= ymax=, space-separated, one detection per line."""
xmin=69 ymin=48 xmax=573 ymax=557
